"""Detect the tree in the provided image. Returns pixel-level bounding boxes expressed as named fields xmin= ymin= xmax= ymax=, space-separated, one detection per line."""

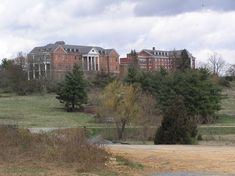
xmin=124 ymin=65 xmax=141 ymax=85
xmin=56 ymin=64 xmax=88 ymax=112
xmin=207 ymin=52 xmax=226 ymax=76
xmin=0 ymin=59 xmax=28 ymax=94
xmin=91 ymin=71 xmax=116 ymax=88
xmin=14 ymin=52 xmax=27 ymax=67
xmin=226 ymin=64 xmax=235 ymax=78
xmin=100 ymin=81 xmax=141 ymax=140
xmin=154 ymin=96 xmax=197 ymax=144
xmin=155 ymin=69 xmax=222 ymax=124
xmin=125 ymin=67 xmax=223 ymax=124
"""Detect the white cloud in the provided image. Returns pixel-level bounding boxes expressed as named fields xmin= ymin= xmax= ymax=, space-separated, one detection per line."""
xmin=0 ymin=0 xmax=234 ymax=65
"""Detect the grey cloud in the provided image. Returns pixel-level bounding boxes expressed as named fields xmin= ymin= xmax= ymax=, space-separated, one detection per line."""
xmin=134 ymin=0 xmax=235 ymax=16
xmin=69 ymin=0 xmax=123 ymax=17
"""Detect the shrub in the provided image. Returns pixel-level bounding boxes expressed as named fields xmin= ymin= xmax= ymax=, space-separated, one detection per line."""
xmin=218 ymin=77 xmax=231 ymax=87
xmin=91 ymin=72 xmax=117 ymax=88
xmin=197 ymin=134 xmax=203 ymax=141
xmin=0 ymin=125 xmax=109 ymax=172
xmin=154 ymin=96 xmax=197 ymax=144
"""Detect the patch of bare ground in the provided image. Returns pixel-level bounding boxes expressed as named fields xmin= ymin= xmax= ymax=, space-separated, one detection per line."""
xmin=107 ymin=145 xmax=235 ymax=175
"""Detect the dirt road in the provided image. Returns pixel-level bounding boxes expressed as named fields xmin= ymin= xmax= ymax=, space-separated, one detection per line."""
xmin=107 ymin=145 xmax=235 ymax=175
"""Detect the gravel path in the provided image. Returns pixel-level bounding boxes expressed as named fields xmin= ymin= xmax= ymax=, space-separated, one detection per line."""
xmin=28 ymin=127 xmax=65 ymax=133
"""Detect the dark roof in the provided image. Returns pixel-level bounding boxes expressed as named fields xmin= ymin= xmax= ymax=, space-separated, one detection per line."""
xmin=29 ymin=41 xmax=115 ymax=55
xmin=141 ymin=49 xmax=195 ymax=59
xmin=104 ymin=49 xmax=113 ymax=55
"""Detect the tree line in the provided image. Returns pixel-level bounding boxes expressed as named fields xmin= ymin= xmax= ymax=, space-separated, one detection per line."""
xmin=55 ymin=63 xmax=224 ymax=144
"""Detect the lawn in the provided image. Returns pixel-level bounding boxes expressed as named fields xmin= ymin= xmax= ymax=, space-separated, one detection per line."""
xmin=197 ymin=81 xmax=235 ymax=144
xmin=0 ymin=81 xmax=235 ymax=140
xmin=214 ymin=81 xmax=235 ymax=125
xmin=200 ymin=81 xmax=235 ymax=127
xmin=0 ymin=94 xmax=97 ymax=128
xmin=219 ymin=81 xmax=235 ymax=117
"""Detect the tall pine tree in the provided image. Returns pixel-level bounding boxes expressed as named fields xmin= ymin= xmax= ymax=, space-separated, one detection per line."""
xmin=56 ymin=64 xmax=88 ymax=112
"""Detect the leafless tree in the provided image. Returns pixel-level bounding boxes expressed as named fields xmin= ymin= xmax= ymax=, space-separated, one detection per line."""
xmin=207 ymin=52 xmax=226 ymax=76
xmin=226 ymin=64 xmax=235 ymax=77
xmin=14 ymin=52 xmax=27 ymax=67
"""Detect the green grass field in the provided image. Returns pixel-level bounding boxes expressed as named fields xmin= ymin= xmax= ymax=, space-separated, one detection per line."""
xmin=0 ymin=81 xmax=235 ymax=143
xmin=219 ymin=81 xmax=235 ymax=117
xmin=197 ymin=81 xmax=235 ymax=143
xmin=0 ymin=94 xmax=96 ymax=128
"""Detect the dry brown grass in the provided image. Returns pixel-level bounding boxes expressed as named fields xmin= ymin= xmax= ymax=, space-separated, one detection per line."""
xmin=0 ymin=125 xmax=109 ymax=173
xmin=109 ymin=145 xmax=235 ymax=174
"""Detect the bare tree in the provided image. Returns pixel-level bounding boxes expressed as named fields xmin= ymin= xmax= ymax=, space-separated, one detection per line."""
xmin=207 ymin=52 xmax=226 ymax=76
xmin=14 ymin=52 xmax=27 ymax=68
xmin=226 ymin=64 xmax=235 ymax=77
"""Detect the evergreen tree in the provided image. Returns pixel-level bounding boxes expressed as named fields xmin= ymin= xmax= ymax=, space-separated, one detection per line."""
xmin=124 ymin=65 xmax=141 ymax=85
xmin=154 ymin=96 xmax=197 ymax=144
xmin=156 ymin=69 xmax=222 ymax=123
xmin=92 ymin=71 xmax=116 ymax=88
xmin=56 ymin=65 xmax=88 ymax=112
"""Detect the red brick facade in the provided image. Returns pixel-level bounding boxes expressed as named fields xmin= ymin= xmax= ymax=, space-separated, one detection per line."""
xmin=27 ymin=42 xmax=120 ymax=81
xmin=120 ymin=48 xmax=196 ymax=75
xmin=51 ymin=46 xmax=81 ymax=80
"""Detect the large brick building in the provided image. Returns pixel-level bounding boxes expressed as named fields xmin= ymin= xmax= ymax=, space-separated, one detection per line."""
xmin=120 ymin=47 xmax=196 ymax=75
xmin=27 ymin=41 xmax=119 ymax=80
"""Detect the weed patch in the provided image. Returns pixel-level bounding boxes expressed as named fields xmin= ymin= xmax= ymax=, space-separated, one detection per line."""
xmin=0 ymin=125 xmax=109 ymax=172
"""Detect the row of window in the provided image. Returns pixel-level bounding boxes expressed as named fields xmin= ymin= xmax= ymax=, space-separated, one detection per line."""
xmin=153 ymin=51 xmax=169 ymax=56
xmin=65 ymin=48 xmax=79 ymax=52
xmin=64 ymin=48 xmax=106 ymax=55
xmin=139 ymin=58 xmax=172 ymax=63
xmin=140 ymin=65 xmax=173 ymax=70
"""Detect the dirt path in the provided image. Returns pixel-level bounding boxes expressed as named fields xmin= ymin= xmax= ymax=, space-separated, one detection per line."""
xmin=107 ymin=145 xmax=235 ymax=175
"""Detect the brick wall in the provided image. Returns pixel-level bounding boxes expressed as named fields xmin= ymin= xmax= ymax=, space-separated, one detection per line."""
xmin=51 ymin=46 xmax=81 ymax=80
xmin=99 ymin=50 xmax=119 ymax=73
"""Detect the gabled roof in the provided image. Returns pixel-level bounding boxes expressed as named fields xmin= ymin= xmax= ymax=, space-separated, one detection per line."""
xmin=140 ymin=49 xmax=194 ymax=59
xmin=104 ymin=49 xmax=119 ymax=56
xmin=28 ymin=41 xmax=117 ymax=56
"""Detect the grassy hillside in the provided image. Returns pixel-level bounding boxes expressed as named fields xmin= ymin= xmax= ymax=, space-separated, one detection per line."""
xmin=0 ymin=81 xmax=235 ymax=143
xmin=198 ymin=81 xmax=235 ymax=144
xmin=217 ymin=81 xmax=235 ymax=125
xmin=0 ymin=94 xmax=95 ymax=128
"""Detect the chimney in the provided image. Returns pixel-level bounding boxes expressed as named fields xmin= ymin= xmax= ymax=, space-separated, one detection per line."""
xmin=153 ymin=47 xmax=155 ymax=51
xmin=55 ymin=41 xmax=65 ymax=45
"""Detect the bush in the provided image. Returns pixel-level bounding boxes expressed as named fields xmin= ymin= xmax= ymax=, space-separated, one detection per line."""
xmin=91 ymin=72 xmax=117 ymax=88
xmin=154 ymin=96 xmax=197 ymax=144
xmin=224 ymin=76 xmax=234 ymax=82
xmin=197 ymin=134 xmax=203 ymax=141
xmin=0 ymin=125 xmax=109 ymax=172
xmin=218 ymin=77 xmax=231 ymax=87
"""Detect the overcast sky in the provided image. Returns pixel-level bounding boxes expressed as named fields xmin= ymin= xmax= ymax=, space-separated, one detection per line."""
xmin=0 ymin=0 xmax=234 ymax=64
